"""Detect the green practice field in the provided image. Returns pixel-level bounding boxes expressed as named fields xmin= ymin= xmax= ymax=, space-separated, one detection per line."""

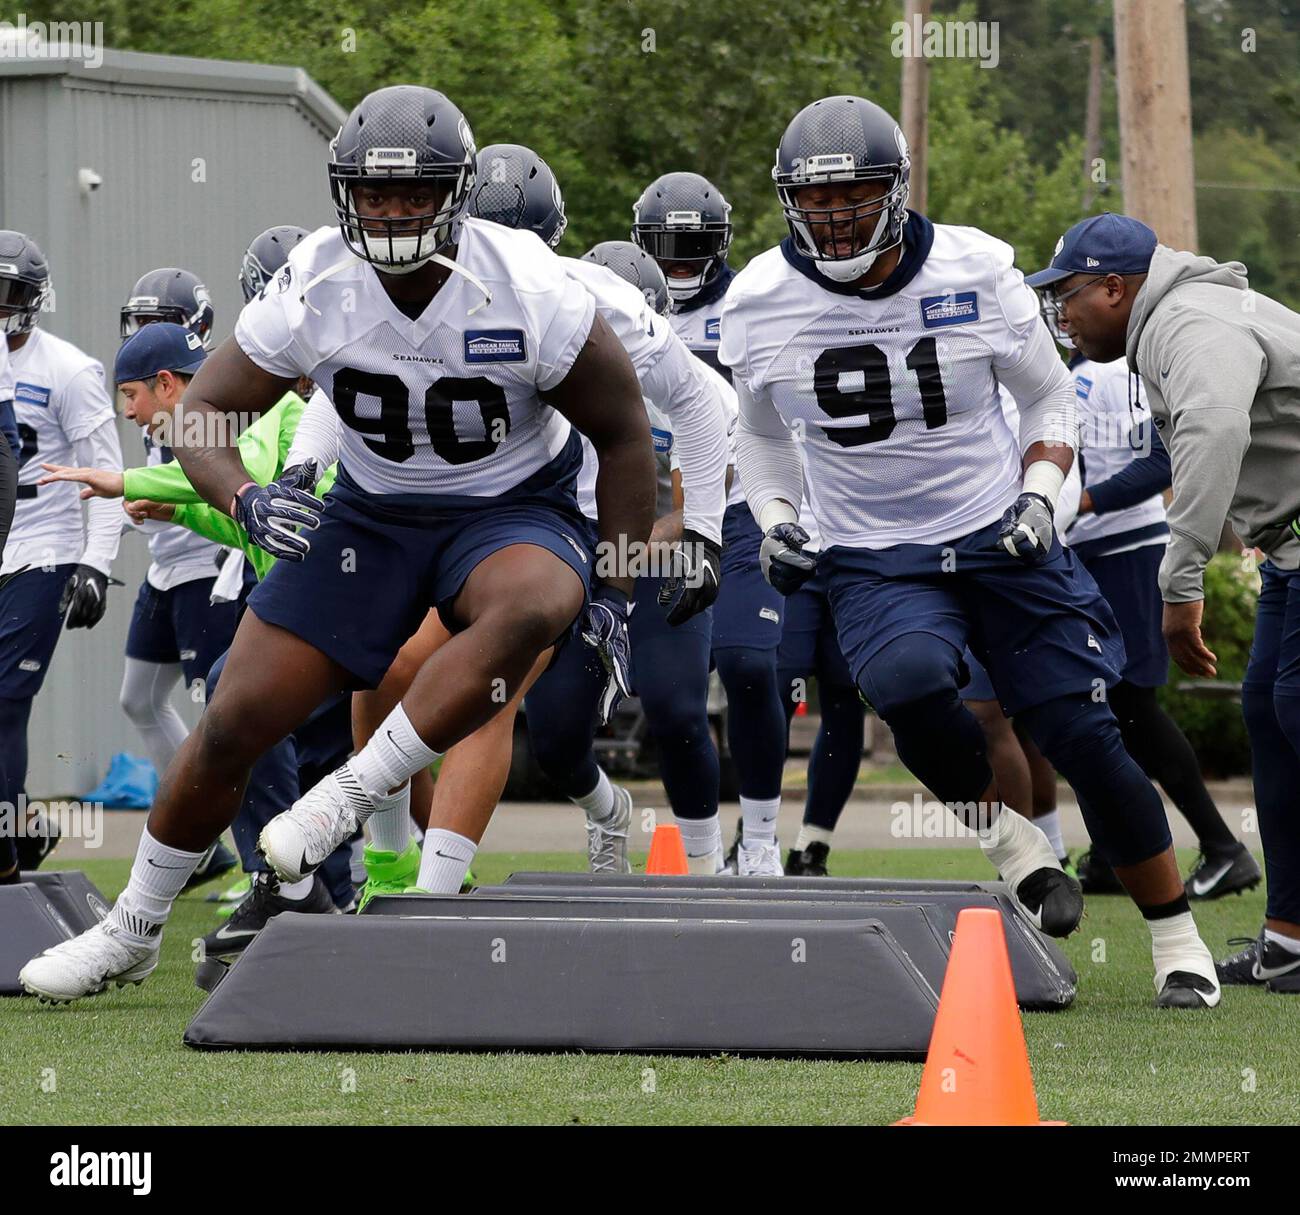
xmin=0 ymin=849 xmax=1290 ymax=1126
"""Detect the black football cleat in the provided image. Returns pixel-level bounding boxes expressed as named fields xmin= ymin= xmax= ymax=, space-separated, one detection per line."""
xmin=15 ymin=809 xmax=60 ymax=871
xmin=199 ymin=870 xmax=337 ymax=960
xmin=1155 ymin=970 xmax=1220 ymax=1009
xmin=1013 ymin=867 xmax=1085 ymax=937
xmin=1075 ymin=846 xmax=1124 ymax=894
xmin=724 ymin=815 xmax=743 ymax=872
xmin=785 ymin=841 xmax=830 ymax=876
xmin=1185 ymin=844 xmax=1262 ymax=900
xmin=1216 ymin=927 xmax=1300 ymax=987
xmin=182 ymin=839 xmax=239 ymax=893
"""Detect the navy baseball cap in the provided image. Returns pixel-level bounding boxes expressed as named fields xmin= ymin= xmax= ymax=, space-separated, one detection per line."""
xmin=1026 ymin=212 xmax=1157 ymax=288
xmin=115 ymin=321 xmax=207 ymax=385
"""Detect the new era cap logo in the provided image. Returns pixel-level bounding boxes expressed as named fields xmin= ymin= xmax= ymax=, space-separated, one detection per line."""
xmin=1086 ymin=256 xmax=1100 ymax=267
xmin=463 ymin=330 xmax=527 ymax=363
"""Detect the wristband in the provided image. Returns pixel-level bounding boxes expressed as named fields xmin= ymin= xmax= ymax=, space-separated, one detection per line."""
xmin=230 ymin=481 xmax=256 ymax=516
xmin=756 ymin=498 xmax=799 ymax=533
xmin=1021 ymin=461 xmax=1066 ymax=508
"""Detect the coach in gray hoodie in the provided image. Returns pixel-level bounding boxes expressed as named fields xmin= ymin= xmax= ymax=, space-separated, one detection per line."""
xmin=1029 ymin=211 xmax=1300 ymax=990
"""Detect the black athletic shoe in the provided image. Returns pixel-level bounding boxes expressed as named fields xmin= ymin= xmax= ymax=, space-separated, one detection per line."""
xmin=1267 ymin=971 xmax=1300 ymax=995
xmin=1216 ymin=927 xmax=1300 ymax=986
xmin=1155 ymin=970 xmax=1220 ymax=1009
xmin=785 ymin=842 xmax=830 ymax=876
xmin=724 ymin=816 xmax=743 ymax=872
xmin=1013 ymin=867 xmax=1085 ymax=937
xmin=1075 ymin=847 xmax=1124 ymax=894
xmin=199 ymin=871 xmax=337 ymax=960
xmin=182 ymin=839 xmax=239 ymax=893
xmin=15 ymin=810 xmax=60 ymax=870
xmin=1185 ymin=845 xmax=1262 ymax=900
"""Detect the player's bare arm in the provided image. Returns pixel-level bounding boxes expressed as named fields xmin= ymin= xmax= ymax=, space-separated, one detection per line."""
xmin=546 ymin=311 xmax=656 ymax=597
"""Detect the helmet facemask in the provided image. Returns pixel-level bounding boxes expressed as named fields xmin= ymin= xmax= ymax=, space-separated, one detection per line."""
xmin=331 ymin=145 xmax=474 ymax=275
xmin=0 ymin=274 xmax=48 ymax=336
xmin=633 ymin=215 xmax=731 ymax=303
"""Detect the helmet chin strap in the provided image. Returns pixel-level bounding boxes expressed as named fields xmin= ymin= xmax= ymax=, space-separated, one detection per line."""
xmin=814 ymin=248 xmax=880 ymax=282
xmin=666 ymin=272 xmax=707 ymax=301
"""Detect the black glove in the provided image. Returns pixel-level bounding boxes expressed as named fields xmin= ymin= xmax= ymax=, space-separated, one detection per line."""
xmin=759 ymin=522 xmax=817 ymax=595
xmin=997 ymin=492 xmax=1055 ymax=565
xmin=580 ymin=585 xmax=634 ymax=724
xmin=278 ymin=458 xmax=321 ymax=493
xmin=657 ymin=528 xmax=723 ymax=626
xmin=232 ymin=463 xmax=322 ymax=561
xmin=59 ymin=564 xmax=111 ymax=629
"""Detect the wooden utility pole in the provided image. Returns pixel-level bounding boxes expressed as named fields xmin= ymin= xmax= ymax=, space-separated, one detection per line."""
xmin=899 ymin=0 xmax=930 ymax=214
xmin=1081 ymin=35 xmax=1104 ymax=210
xmin=1113 ymin=0 xmax=1198 ymax=249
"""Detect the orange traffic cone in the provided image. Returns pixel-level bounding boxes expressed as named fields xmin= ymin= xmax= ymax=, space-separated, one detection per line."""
xmin=645 ymin=823 xmax=689 ymax=875
xmin=895 ymin=907 xmax=1064 ymax=1125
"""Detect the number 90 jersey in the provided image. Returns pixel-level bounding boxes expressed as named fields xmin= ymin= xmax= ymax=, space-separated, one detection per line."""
xmin=235 ymin=218 xmax=595 ymax=497
xmin=720 ymin=223 xmax=1041 ymax=550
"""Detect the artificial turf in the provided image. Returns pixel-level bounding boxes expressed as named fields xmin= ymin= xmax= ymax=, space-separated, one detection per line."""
xmin=0 ymin=848 xmax=1290 ymax=1125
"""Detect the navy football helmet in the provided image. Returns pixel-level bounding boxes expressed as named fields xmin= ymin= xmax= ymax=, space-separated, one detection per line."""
xmin=631 ymin=172 xmax=731 ymax=305
xmin=773 ymin=95 xmax=910 ymax=281
xmin=120 ymin=268 xmax=215 ymax=346
xmin=0 ymin=230 xmax=51 ymax=336
xmin=469 ymin=143 xmax=567 ymax=249
xmin=583 ymin=241 xmax=669 ymax=316
xmin=328 ymin=85 xmax=477 ymax=273
xmin=240 ymin=226 xmax=310 ymax=302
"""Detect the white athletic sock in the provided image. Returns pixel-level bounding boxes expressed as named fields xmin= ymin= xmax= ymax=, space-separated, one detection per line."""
xmin=112 ymin=827 xmax=206 ymax=933
xmin=278 ymin=875 xmax=314 ymax=900
xmin=677 ymin=814 xmax=723 ymax=870
xmin=795 ymin=823 xmax=834 ymax=852
xmin=1264 ymin=928 xmax=1300 ymax=955
xmin=349 ymin=704 xmax=441 ymax=800
xmin=417 ymin=828 xmax=478 ymax=894
xmin=1035 ymin=809 xmax=1065 ymax=858
xmin=1149 ymin=911 xmax=1217 ymax=991
xmin=367 ymin=782 xmax=413 ymax=854
xmin=741 ymin=795 xmax=781 ymax=846
xmin=573 ymin=769 xmax=616 ymax=824
xmin=978 ymin=804 xmax=1059 ymax=890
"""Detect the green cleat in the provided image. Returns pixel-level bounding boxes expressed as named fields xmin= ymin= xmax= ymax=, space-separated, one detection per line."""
xmin=356 ymin=840 xmax=421 ymax=913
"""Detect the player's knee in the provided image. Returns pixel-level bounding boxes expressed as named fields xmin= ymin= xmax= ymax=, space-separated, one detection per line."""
xmin=194 ymin=696 xmax=276 ymax=772
xmin=859 ymin=634 xmax=962 ymax=720
xmin=1021 ymin=691 xmax=1120 ymax=771
xmin=714 ymin=646 xmax=777 ymax=696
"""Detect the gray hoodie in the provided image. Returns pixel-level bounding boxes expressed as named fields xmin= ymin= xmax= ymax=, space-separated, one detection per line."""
xmin=1126 ymin=244 xmax=1300 ymax=601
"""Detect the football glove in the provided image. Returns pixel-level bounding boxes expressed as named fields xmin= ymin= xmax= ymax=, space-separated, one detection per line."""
xmin=232 ymin=466 xmax=322 ymax=561
xmin=657 ymin=528 xmax=723 ymax=626
xmin=759 ymin=523 xmax=817 ymax=596
xmin=997 ymin=492 xmax=1055 ymax=565
xmin=581 ymin=585 xmax=633 ymax=725
xmin=278 ymin=458 xmax=321 ymax=493
xmin=59 ymin=564 xmax=114 ymax=630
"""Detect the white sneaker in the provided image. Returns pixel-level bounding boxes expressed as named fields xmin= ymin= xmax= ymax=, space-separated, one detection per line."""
xmin=736 ymin=841 xmax=784 ymax=876
xmin=587 ymin=785 xmax=632 ymax=874
xmin=20 ymin=916 xmax=160 ymax=1003
xmin=259 ymin=766 xmax=375 ymax=883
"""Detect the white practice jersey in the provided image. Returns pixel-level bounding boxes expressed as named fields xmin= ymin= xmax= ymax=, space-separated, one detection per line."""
xmin=576 ymin=398 xmax=673 ymax=522
xmin=670 ymin=290 xmax=729 ymax=378
xmin=1067 ymin=356 xmax=1166 ymax=553
xmin=0 ymin=338 xmax=12 ymax=405
xmin=722 ymin=223 xmax=1050 ymax=549
xmin=235 ymin=218 xmax=594 ymax=497
xmin=3 ymin=328 xmax=115 ymax=572
xmin=138 ymin=434 xmax=225 ymax=590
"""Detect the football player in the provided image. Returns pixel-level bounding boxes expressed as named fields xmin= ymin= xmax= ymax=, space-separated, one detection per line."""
xmin=635 ymin=172 xmax=789 ymax=873
xmin=20 ymin=84 xmax=655 ymax=1002
xmin=726 ymin=95 xmax=1219 ymax=1007
xmin=114 ymin=272 xmax=244 ymax=874
xmin=0 ymin=231 xmax=123 ymax=877
xmin=0 ymin=330 xmax=17 ymax=882
xmin=44 ymin=322 xmax=358 ymax=955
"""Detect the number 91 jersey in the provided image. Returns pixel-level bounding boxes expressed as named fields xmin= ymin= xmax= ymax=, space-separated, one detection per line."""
xmin=720 ymin=222 xmax=1040 ymax=550
xmin=235 ymin=218 xmax=595 ymax=497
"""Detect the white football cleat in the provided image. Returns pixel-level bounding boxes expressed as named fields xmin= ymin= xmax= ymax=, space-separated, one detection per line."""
xmin=259 ymin=766 xmax=376 ymax=883
xmin=587 ymin=784 xmax=633 ymax=874
xmin=736 ymin=841 xmax=784 ymax=876
xmin=20 ymin=916 xmax=160 ymax=1004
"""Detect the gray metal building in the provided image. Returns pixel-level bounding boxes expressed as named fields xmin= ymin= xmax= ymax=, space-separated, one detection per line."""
xmin=0 ymin=48 xmax=347 ymax=795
